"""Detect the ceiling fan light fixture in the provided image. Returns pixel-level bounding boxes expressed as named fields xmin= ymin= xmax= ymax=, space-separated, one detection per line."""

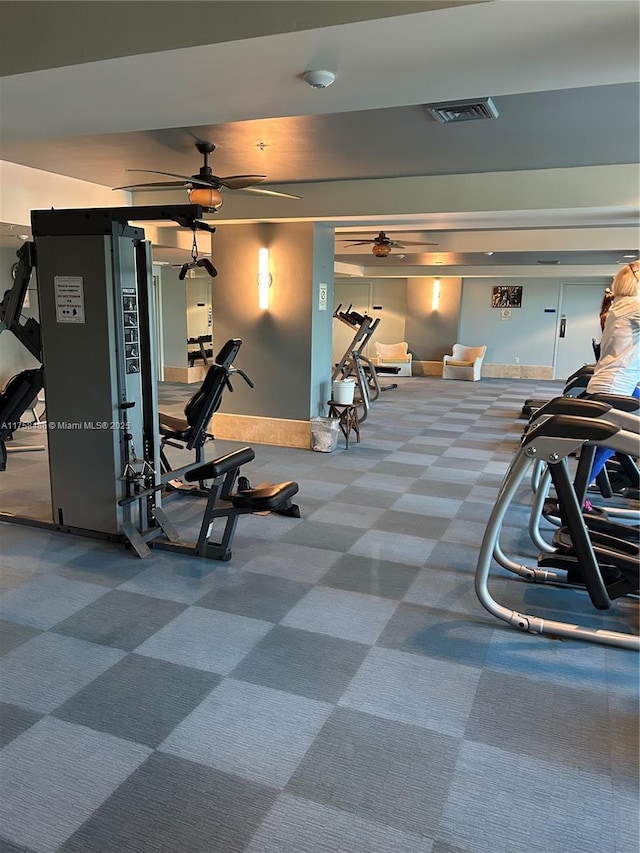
xmin=188 ymin=187 xmax=224 ymax=211
xmin=372 ymin=243 xmax=391 ymax=257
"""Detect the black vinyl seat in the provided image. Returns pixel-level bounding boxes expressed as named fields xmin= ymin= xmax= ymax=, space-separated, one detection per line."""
xmin=0 ymin=367 xmax=45 ymax=471
xmin=159 ymin=339 xmax=250 ymax=476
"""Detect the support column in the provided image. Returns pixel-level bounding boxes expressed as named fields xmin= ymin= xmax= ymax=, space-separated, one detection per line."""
xmin=210 ymin=222 xmax=334 ymax=448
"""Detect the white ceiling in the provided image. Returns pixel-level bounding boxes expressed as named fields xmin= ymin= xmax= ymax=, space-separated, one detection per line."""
xmin=0 ymin=0 xmax=638 ymax=274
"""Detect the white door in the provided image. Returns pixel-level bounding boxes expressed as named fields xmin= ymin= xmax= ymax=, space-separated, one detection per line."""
xmin=554 ymin=281 xmax=608 ymax=380
xmin=333 ymin=282 xmax=371 ymax=367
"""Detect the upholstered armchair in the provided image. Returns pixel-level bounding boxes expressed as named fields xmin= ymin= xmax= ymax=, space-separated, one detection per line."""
xmin=373 ymin=341 xmax=413 ymax=376
xmin=442 ymin=344 xmax=487 ymax=381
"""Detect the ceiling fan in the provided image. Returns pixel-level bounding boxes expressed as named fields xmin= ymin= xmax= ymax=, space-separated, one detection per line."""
xmin=339 ymin=230 xmax=438 ymax=257
xmin=114 ymin=141 xmax=301 ymax=211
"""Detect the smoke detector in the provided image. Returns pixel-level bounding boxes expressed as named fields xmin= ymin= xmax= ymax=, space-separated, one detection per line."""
xmin=303 ymin=70 xmax=336 ymax=89
xmin=425 ymin=97 xmax=499 ymax=123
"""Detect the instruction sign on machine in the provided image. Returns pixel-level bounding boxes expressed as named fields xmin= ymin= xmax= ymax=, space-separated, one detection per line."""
xmin=54 ymin=275 xmax=85 ymax=323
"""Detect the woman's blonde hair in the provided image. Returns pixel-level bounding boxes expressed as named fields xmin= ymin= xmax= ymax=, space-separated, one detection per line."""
xmin=612 ymin=262 xmax=640 ymax=297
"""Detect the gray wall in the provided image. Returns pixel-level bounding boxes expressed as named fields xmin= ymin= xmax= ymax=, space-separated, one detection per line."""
xmin=406 ymin=277 xmax=462 ymax=361
xmin=458 ymin=277 xmax=610 ymax=366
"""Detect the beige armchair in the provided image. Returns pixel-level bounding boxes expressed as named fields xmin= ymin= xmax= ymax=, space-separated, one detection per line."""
xmin=442 ymin=344 xmax=487 ymax=381
xmin=373 ymin=341 xmax=413 ymax=376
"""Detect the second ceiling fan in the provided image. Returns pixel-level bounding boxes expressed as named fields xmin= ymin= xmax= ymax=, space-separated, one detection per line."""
xmin=115 ymin=140 xmax=301 ymax=210
xmin=339 ymin=230 xmax=438 ymax=257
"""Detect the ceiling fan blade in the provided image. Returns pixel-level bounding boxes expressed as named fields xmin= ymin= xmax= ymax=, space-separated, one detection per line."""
xmin=341 ymin=241 xmax=374 ymax=246
xmin=124 ymin=168 xmax=202 ymax=181
xmin=235 ymin=186 xmax=301 ymax=200
xmin=396 ymin=240 xmax=439 ymax=246
xmin=218 ymin=175 xmax=267 ymax=190
xmin=113 ymin=180 xmax=188 ymax=191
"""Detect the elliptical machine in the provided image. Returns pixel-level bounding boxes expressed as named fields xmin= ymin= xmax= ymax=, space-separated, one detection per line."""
xmin=332 ymin=304 xmax=382 ymax=423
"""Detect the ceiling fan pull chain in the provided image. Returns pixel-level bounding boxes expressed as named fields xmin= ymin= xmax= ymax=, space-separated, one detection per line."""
xmin=191 ymin=229 xmax=199 ymax=262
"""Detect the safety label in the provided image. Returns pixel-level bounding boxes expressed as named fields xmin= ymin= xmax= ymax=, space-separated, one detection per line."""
xmin=55 ymin=276 xmax=85 ymax=324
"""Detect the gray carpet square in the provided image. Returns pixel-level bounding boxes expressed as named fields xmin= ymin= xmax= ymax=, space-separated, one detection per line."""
xmin=377 ymin=602 xmax=492 ymax=668
xmin=369 ymin=459 xmax=429 ymax=478
xmin=404 ymin=567 xmax=480 ymax=614
xmin=438 ymin=740 xmax=618 ymax=853
xmin=0 ymin=701 xmax=43 ymax=747
xmin=58 ymin=751 xmax=277 ymax=853
xmin=391 ymin=492 xmax=463 ymax=519
xmin=426 ymin=541 xmax=481 ymax=573
xmin=406 ymin=478 xmax=473 ymax=500
xmin=295 ymin=477 xmax=349 ymax=501
xmin=287 ymin=707 xmax=459 ymax=838
xmin=452 ymin=500 xmax=492 ymax=524
xmin=0 ymin=619 xmax=40 ymax=654
xmin=53 ymin=653 xmax=220 ymax=747
xmin=384 ymin=450 xmax=439 ymax=467
xmin=0 ymin=839 xmax=35 ymax=852
xmin=376 ymin=508 xmax=451 ymax=540
xmin=231 ymin=625 xmax=369 ymax=702
xmin=135 ymin=606 xmax=273 ymax=674
xmin=56 ymin=548 xmax=147 ymax=586
xmin=0 ymin=563 xmax=41 ymax=593
xmin=280 ymin=586 xmax=398 ymax=644
xmin=484 ymin=627 xmax=611 ymax=690
xmin=320 ymin=553 xmax=420 ymax=599
xmin=278 ymin=519 xmax=366 ymax=552
xmin=52 ymin=589 xmax=187 ymax=650
xmin=305 ymin=500 xmax=386 ymax=528
xmin=465 ymin=669 xmax=617 ymax=775
xmin=116 ymin=555 xmax=225 ymax=603
xmin=421 ymin=466 xmax=482 ymax=484
xmin=304 ymin=465 xmax=361 ymax=485
xmin=240 ymin=542 xmax=341 ymax=582
xmin=353 ymin=471 xmax=419 ymax=493
xmin=440 ymin=518 xmax=490 ymax=546
xmin=340 ymin=646 xmax=480 ymax=737
xmin=336 ymin=486 xmax=404 ymax=509
xmin=0 ymin=716 xmax=150 ymax=853
xmin=0 ymin=632 xmax=125 ymax=713
xmin=197 ymin=570 xmax=312 ymax=621
xmin=0 ymin=572 xmax=108 ymax=629
xmin=160 ymin=677 xmax=332 ymax=787
xmin=349 ymin=529 xmax=437 ymax=566
xmin=246 ymin=793 xmax=435 ymax=853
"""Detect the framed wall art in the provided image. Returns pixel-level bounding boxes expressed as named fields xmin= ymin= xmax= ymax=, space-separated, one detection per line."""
xmin=492 ymin=286 xmax=522 ymax=308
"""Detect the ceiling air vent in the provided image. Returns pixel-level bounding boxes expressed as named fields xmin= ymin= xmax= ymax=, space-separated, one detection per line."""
xmin=425 ymin=97 xmax=499 ymax=123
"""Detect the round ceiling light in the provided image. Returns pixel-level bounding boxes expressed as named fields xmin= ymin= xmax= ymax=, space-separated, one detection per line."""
xmin=303 ymin=70 xmax=336 ymax=89
xmin=372 ymin=243 xmax=392 ymax=257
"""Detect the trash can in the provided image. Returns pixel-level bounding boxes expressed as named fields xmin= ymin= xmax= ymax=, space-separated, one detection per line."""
xmin=310 ymin=416 xmax=340 ymax=452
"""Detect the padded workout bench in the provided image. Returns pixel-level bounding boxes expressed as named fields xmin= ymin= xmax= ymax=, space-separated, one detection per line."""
xmin=151 ymin=447 xmax=300 ymax=561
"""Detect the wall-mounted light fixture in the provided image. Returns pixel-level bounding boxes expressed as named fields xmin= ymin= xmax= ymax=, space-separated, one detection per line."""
xmin=257 ymin=248 xmax=272 ymax=309
xmin=432 ymin=278 xmax=441 ymax=311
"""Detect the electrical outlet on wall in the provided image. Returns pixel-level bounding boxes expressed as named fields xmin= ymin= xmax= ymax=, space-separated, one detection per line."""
xmin=515 ymin=356 xmax=520 ymax=364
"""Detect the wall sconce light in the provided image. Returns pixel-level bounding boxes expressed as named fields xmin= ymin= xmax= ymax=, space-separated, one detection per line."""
xmin=257 ymin=247 xmax=272 ymax=309
xmin=432 ymin=278 xmax=441 ymax=311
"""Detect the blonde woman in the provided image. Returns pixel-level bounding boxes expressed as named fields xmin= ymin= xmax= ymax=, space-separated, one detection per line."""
xmin=586 ymin=261 xmax=640 ymax=480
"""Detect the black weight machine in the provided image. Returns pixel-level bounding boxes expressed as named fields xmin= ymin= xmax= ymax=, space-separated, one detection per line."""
xmin=0 ymin=204 xmax=299 ymax=561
